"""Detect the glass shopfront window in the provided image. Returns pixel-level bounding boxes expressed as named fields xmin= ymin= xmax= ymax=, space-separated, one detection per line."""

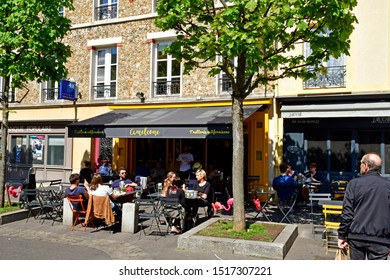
xmin=47 ymin=136 xmax=65 ymax=166
xmin=10 ymin=136 xmax=28 ymax=164
xmin=306 ymin=131 xmax=327 ymax=171
xmin=10 ymin=134 xmax=65 ymax=166
xmin=357 ymin=131 xmax=380 ymax=159
xmin=29 ymin=135 xmax=45 ymax=164
xmin=330 ymin=131 xmax=352 ymax=172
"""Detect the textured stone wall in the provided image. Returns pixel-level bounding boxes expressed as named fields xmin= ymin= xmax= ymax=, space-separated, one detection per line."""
xmin=16 ymin=1 xmax=269 ymax=105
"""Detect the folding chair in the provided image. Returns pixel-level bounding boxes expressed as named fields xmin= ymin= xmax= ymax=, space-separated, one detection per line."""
xmin=277 ymin=191 xmax=298 ymax=223
xmin=322 ymin=204 xmax=343 ymax=254
xmin=136 ymin=197 xmax=163 ymax=239
xmin=20 ymin=189 xmax=41 ymax=222
xmin=161 ymin=197 xmax=186 ymax=234
xmin=66 ymin=195 xmax=91 ymax=231
xmin=37 ymin=189 xmax=63 ymax=225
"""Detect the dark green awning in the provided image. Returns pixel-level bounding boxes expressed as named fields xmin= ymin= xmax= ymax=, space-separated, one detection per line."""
xmin=67 ymin=105 xmax=261 ymax=139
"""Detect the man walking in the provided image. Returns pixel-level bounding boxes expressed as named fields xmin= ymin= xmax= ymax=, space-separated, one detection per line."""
xmin=338 ymin=152 xmax=390 ymax=260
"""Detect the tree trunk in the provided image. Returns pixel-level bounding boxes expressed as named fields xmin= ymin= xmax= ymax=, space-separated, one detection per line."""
xmin=0 ymin=76 xmax=10 ymax=207
xmin=231 ymin=97 xmax=246 ymax=231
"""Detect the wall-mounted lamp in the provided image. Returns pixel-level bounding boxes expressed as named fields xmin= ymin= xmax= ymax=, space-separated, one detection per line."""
xmin=136 ymin=92 xmax=145 ymax=103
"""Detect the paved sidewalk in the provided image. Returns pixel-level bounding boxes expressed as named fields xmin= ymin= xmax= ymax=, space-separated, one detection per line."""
xmin=0 ymin=210 xmax=334 ymax=260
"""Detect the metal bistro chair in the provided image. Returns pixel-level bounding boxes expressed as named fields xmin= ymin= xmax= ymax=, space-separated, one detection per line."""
xmin=322 ymin=204 xmax=343 ymax=254
xmin=37 ymin=189 xmax=63 ymax=225
xmin=20 ymin=189 xmax=41 ymax=222
xmin=135 ymin=197 xmax=164 ymax=239
xmin=277 ymin=190 xmax=298 ymax=223
xmin=66 ymin=195 xmax=92 ymax=231
xmin=161 ymin=197 xmax=186 ymax=234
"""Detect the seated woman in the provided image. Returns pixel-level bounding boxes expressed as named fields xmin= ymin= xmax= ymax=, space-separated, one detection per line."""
xmin=163 ymin=178 xmax=186 ymax=234
xmin=187 ymin=169 xmax=211 ymax=218
xmin=161 ymin=171 xmax=177 ymax=197
xmin=87 ymin=173 xmax=123 ymax=218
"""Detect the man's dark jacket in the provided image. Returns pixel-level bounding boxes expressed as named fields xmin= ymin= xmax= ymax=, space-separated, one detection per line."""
xmin=338 ymin=171 xmax=390 ymax=245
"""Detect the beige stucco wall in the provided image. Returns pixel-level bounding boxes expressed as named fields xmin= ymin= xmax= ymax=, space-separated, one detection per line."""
xmin=277 ymin=0 xmax=390 ymax=97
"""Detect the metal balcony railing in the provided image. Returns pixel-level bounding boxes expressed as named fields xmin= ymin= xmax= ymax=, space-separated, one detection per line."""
xmin=92 ymin=84 xmax=116 ymax=99
xmin=95 ymin=4 xmax=118 ymax=21
xmin=304 ymin=65 xmax=346 ymax=88
xmin=42 ymin=88 xmax=59 ymax=101
xmin=153 ymin=81 xmax=181 ymax=96
xmin=219 ymin=78 xmax=233 ymax=93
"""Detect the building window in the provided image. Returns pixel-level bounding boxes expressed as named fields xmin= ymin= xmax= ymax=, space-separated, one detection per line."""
xmin=47 ymin=136 xmax=65 ymax=166
xmin=95 ymin=0 xmax=118 ymax=21
xmin=59 ymin=6 xmax=65 ymax=17
xmin=92 ymin=47 xmax=117 ymax=99
xmin=304 ymin=29 xmax=346 ymax=89
xmin=42 ymin=79 xmax=60 ymax=102
xmin=218 ymin=57 xmax=236 ymax=95
xmin=153 ymin=42 xmax=181 ymax=96
xmin=0 ymin=76 xmax=16 ymax=103
xmin=10 ymin=136 xmax=28 ymax=164
xmin=152 ymin=0 xmax=158 ymax=13
xmin=10 ymin=134 xmax=65 ymax=166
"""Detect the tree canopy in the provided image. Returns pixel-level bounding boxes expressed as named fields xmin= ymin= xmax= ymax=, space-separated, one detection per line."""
xmin=0 ymin=0 xmax=74 ymax=206
xmin=155 ymin=0 xmax=357 ymax=231
xmin=0 ymin=0 xmax=73 ymax=88
xmin=155 ymin=0 xmax=357 ymax=100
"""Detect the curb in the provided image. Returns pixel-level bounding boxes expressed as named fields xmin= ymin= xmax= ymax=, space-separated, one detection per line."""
xmin=177 ymin=218 xmax=298 ymax=259
xmin=0 ymin=208 xmax=39 ymax=225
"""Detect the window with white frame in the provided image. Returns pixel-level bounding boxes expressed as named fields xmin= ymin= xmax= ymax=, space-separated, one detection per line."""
xmin=59 ymin=6 xmax=65 ymax=17
xmin=152 ymin=0 xmax=158 ymax=13
xmin=153 ymin=42 xmax=181 ymax=96
xmin=42 ymin=79 xmax=61 ymax=102
xmin=304 ymin=29 xmax=346 ymax=89
xmin=93 ymin=47 xmax=117 ymax=99
xmin=0 ymin=76 xmax=15 ymax=103
xmin=217 ymin=56 xmax=252 ymax=95
xmin=95 ymin=0 xmax=118 ymax=21
xmin=218 ymin=57 xmax=236 ymax=95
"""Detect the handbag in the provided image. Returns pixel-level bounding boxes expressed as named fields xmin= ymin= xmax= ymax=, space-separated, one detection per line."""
xmin=335 ymin=246 xmax=350 ymax=260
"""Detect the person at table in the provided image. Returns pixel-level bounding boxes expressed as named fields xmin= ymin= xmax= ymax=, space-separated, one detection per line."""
xmin=163 ymin=179 xmax=186 ymax=234
xmin=338 ymin=153 xmax=390 ymax=260
xmin=161 ymin=171 xmax=177 ymax=197
xmin=80 ymin=160 xmax=94 ymax=184
xmin=177 ymin=146 xmax=194 ymax=180
xmin=98 ymin=160 xmax=111 ymax=176
xmin=111 ymin=167 xmax=138 ymax=191
xmin=65 ymin=173 xmax=90 ymax=210
xmin=87 ymin=173 xmax=122 ymax=217
xmin=150 ymin=161 xmax=165 ymax=184
xmin=272 ymin=163 xmax=298 ymax=205
xmin=188 ymin=169 xmax=211 ymax=218
xmin=286 ymin=164 xmax=298 ymax=181
xmin=303 ymin=162 xmax=322 ymax=184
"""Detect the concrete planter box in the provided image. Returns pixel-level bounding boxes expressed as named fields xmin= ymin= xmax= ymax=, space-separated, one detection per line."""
xmin=177 ymin=218 xmax=298 ymax=259
xmin=0 ymin=208 xmax=40 ymax=225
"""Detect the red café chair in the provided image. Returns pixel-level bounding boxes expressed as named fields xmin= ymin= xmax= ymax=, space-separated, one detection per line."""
xmin=66 ymin=195 xmax=93 ymax=231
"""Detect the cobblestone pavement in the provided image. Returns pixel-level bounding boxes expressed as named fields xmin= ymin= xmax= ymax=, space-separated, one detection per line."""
xmin=0 ymin=205 xmax=335 ymax=260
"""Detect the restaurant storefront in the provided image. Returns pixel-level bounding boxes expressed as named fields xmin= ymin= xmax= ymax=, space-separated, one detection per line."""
xmin=6 ymin=121 xmax=73 ymax=182
xmin=68 ymin=101 xmax=271 ymax=191
xmin=280 ymin=95 xmax=390 ymax=192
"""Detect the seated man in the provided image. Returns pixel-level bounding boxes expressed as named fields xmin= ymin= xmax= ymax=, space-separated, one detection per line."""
xmin=272 ymin=163 xmax=298 ymax=204
xmin=111 ymin=167 xmax=138 ymax=191
xmin=65 ymin=173 xmax=90 ymax=211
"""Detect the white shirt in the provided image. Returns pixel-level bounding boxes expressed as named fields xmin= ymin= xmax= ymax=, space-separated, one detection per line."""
xmin=177 ymin=152 xmax=194 ymax=171
xmin=90 ymin=184 xmax=114 ymax=208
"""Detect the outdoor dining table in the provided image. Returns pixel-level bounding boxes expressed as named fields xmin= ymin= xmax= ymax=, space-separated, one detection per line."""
xmin=318 ymin=199 xmax=344 ymax=207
